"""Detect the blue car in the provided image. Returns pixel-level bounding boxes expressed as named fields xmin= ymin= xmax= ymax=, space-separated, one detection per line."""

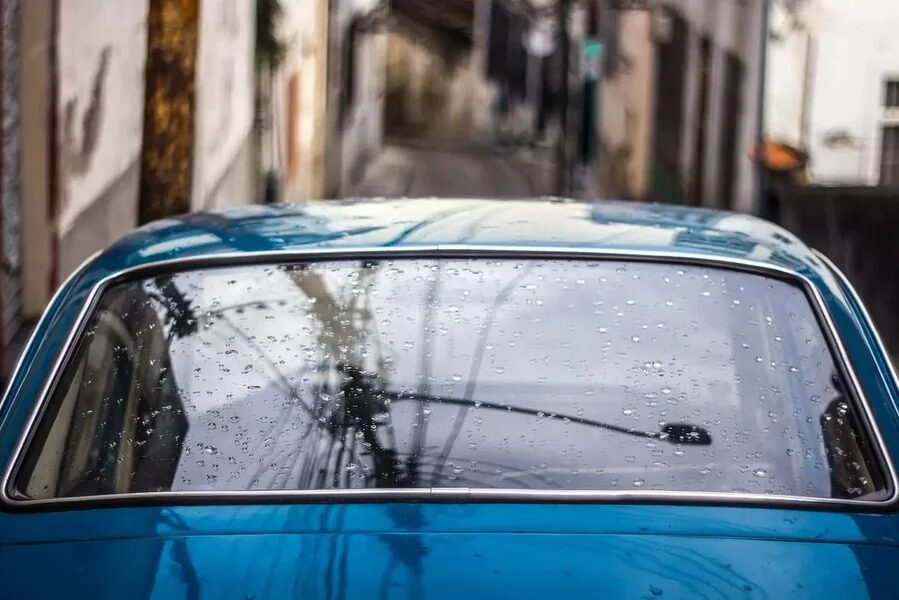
xmin=2 ymin=199 xmax=898 ymax=598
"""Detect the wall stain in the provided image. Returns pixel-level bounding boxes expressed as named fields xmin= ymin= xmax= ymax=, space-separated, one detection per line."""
xmin=60 ymin=46 xmax=111 ymax=210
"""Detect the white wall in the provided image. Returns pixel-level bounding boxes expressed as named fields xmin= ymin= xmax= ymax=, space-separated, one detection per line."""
xmin=192 ymin=0 xmax=256 ymax=209
xmin=766 ymin=0 xmax=899 ymax=185
xmin=57 ymin=0 xmax=148 ymax=235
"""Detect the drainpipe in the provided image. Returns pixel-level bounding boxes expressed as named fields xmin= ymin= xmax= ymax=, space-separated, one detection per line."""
xmin=754 ymin=0 xmax=770 ymax=216
xmin=554 ymin=0 xmax=571 ymax=196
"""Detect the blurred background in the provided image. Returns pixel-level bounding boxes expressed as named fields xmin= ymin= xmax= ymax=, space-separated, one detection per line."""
xmin=0 ymin=0 xmax=896 ymax=381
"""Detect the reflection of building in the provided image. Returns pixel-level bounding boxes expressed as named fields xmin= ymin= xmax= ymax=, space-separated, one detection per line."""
xmin=766 ymin=0 xmax=899 ymax=186
xmin=18 ymin=281 xmax=189 ymax=498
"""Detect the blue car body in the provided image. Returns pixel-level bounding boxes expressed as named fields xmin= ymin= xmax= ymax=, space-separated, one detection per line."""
xmin=2 ymin=199 xmax=899 ymax=598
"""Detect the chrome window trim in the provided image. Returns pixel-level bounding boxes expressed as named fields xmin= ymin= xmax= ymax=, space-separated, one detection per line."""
xmin=0 ymin=250 xmax=102 ymax=419
xmin=2 ymin=245 xmax=896 ymax=512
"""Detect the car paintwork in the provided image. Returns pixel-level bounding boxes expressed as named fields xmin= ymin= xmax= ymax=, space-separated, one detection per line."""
xmin=2 ymin=199 xmax=899 ymax=598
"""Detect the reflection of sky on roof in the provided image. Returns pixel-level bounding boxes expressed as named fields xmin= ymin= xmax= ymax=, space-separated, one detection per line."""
xmin=163 ymin=259 xmax=841 ymax=496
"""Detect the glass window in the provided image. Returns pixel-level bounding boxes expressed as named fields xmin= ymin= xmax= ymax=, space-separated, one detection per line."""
xmin=12 ymin=259 xmax=888 ymax=502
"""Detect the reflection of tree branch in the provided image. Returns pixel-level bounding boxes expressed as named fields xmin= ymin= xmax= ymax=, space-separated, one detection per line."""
xmin=409 ymin=263 xmax=443 ymax=486
xmin=216 ymin=314 xmax=313 ymax=414
xmin=210 ymin=315 xmax=319 ymax=490
xmin=390 ymin=453 xmax=556 ymax=489
xmin=431 ymin=266 xmax=534 ymax=485
xmin=147 ymin=275 xmax=198 ymax=339
xmin=340 ymin=364 xmax=402 ymax=487
xmin=283 ymin=263 xmax=398 ymax=488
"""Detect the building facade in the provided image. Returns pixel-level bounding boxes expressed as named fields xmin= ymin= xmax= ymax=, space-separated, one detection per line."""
xmin=599 ymin=0 xmax=766 ymax=213
xmin=326 ymin=0 xmax=387 ymax=196
xmin=766 ymin=0 xmax=899 ymax=186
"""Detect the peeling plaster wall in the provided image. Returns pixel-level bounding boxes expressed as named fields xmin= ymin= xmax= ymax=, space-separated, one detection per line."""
xmin=57 ymin=1 xmax=148 ymax=238
xmin=192 ymin=0 xmax=256 ymax=210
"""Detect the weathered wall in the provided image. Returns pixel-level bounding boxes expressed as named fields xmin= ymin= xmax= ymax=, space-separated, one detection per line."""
xmin=598 ymin=9 xmax=655 ymax=199
xmin=56 ymin=0 xmax=149 ymax=276
xmin=191 ymin=0 xmax=256 ymax=210
xmin=385 ymin=16 xmax=485 ymax=142
xmin=327 ymin=0 xmax=386 ymax=195
xmin=777 ymin=185 xmax=899 ymax=360
xmin=659 ymin=0 xmax=765 ymax=212
xmin=766 ymin=0 xmax=899 ymax=185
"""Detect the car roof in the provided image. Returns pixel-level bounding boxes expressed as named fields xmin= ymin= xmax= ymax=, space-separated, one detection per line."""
xmin=90 ymin=198 xmax=823 ymax=276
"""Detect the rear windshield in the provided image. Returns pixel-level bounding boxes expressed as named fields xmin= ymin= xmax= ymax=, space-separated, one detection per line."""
xmin=13 ymin=259 xmax=888 ymax=502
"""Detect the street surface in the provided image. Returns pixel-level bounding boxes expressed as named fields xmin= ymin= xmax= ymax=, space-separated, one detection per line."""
xmin=346 ymin=142 xmax=556 ymax=198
